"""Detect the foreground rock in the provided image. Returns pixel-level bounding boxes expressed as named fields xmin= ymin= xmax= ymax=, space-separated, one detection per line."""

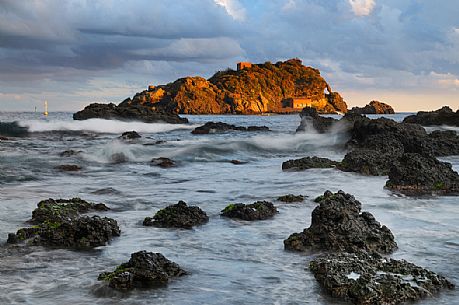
xmin=284 ymin=191 xmax=397 ymax=254
xmin=55 ymin=164 xmax=81 ymax=172
xmin=386 ymin=153 xmax=459 ymax=195
xmin=98 ymin=250 xmax=187 ymax=290
xmin=151 ymin=157 xmax=175 ymax=168
xmin=221 ymin=201 xmax=277 ymax=221
xmin=143 ymin=201 xmax=208 ymax=229
xmin=310 ymin=251 xmax=454 ymax=305
xmin=120 ymin=131 xmax=141 ymax=140
xmin=0 ymin=122 xmax=28 ymax=137
xmin=348 ymin=101 xmax=395 ymax=115
xmin=277 ymin=194 xmax=305 ymax=203
xmin=296 ymin=107 xmax=338 ymax=133
xmin=191 ymin=122 xmax=269 ymax=134
xmin=7 ymin=198 xmax=119 ymax=248
xmin=73 ymin=103 xmax=188 ymax=124
xmin=282 ymin=156 xmax=339 ymax=171
xmin=403 ymin=106 xmax=459 ymax=127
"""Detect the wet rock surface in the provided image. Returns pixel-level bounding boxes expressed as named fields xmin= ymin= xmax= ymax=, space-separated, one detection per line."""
xmin=191 ymin=122 xmax=269 ymax=134
xmin=277 ymin=194 xmax=305 ymax=203
xmin=59 ymin=149 xmax=82 ymax=157
xmin=348 ymin=101 xmax=395 ymax=115
xmin=98 ymin=250 xmax=187 ymax=290
xmin=120 ymin=131 xmax=141 ymax=140
xmin=73 ymin=103 xmax=188 ymax=124
xmin=221 ymin=201 xmax=277 ymax=221
xmin=151 ymin=157 xmax=175 ymax=168
xmin=143 ymin=201 xmax=209 ymax=229
xmin=403 ymin=106 xmax=459 ymax=127
xmin=310 ymin=251 xmax=454 ymax=305
xmin=282 ymin=156 xmax=339 ymax=171
xmin=284 ymin=191 xmax=397 ymax=254
xmin=0 ymin=121 xmax=28 ymax=137
xmin=7 ymin=198 xmax=119 ymax=248
xmin=296 ymin=107 xmax=338 ymax=133
xmin=386 ymin=153 xmax=459 ymax=195
xmin=55 ymin=164 xmax=82 ymax=172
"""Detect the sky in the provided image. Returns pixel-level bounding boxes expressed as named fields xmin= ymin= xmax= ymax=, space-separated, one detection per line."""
xmin=0 ymin=0 xmax=458 ymax=112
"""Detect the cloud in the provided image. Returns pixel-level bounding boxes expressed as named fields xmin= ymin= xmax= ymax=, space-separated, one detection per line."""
xmin=214 ymin=0 xmax=246 ymax=21
xmin=348 ymin=0 xmax=376 ymax=16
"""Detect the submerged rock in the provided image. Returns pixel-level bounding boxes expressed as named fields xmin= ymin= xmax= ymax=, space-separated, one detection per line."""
xmin=296 ymin=107 xmax=338 ymax=133
xmin=120 ymin=131 xmax=141 ymax=140
xmin=221 ymin=201 xmax=277 ymax=221
xmin=348 ymin=101 xmax=395 ymax=115
xmin=143 ymin=201 xmax=208 ymax=229
xmin=59 ymin=150 xmax=82 ymax=157
xmin=277 ymin=194 xmax=305 ymax=203
xmin=7 ymin=198 xmax=119 ymax=249
xmin=310 ymin=251 xmax=454 ymax=305
xmin=386 ymin=153 xmax=459 ymax=196
xmin=98 ymin=250 xmax=187 ymax=290
xmin=151 ymin=157 xmax=175 ymax=168
xmin=284 ymin=191 xmax=397 ymax=254
xmin=73 ymin=103 xmax=188 ymax=124
xmin=403 ymin=106 xmax=459 ymax=127
xmin=282 ymin=156 xmax=339 ymax=171
xmin=55 ymin=164 xmax=82 ymax=172
xmin=191 ymin=122 xmax=269 ymax=134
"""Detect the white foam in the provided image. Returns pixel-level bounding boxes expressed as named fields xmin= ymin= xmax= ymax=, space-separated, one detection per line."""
xmin=18 ymin=118 xmax=195 ymax=134
xmin=346 ymin=272 xmax=361 ymax=280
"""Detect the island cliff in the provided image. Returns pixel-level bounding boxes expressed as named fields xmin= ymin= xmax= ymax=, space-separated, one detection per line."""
xmin=74 ymin=58 xmax=348 ymax=121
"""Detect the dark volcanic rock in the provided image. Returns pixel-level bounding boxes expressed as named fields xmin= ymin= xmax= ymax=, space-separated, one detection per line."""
xmin=277 ymin=194 xmax=305 ymax=203
xmin=98 ymin=250 xmax=187 ymax=290
xmin=0 ymin=121 xmax=28 ymax=137
xmin=151 ymin=157 xmax=175 ymax=168
xmin=403 ymin=106 xmax=459 ymax=127
xmin=73 ymin=103 xmax=188 ymax=124
xmin=282 ymin=156 xmax=339 ymax=171
xmin=296 ymin=107 xmax=338 ymax=133
xmin=55 ymin=164 xmax=81 ymax=172
xmin=386 ymin=153 xmax=459 ymax=195
xmin=143 ymin=201 xmax=208 ymax=229
xmin=310 ymin=251 xmax=454 ymax=305
xmin=284 ymin=191 xmax=397 ymax=254
xmin=221 ymin=201 xmax=277 ymax=221
xmin=349 ymin=101 xmax=395 ymax=115
xmin=7 ymin=198 xmax=119 ymax=249
xmin=59 ymin=150 xmax=82 ymax=157
xmin=120 ymin=131 xmax=141 ymax=140
xmin=191 ymin=122 xmax=269 ymax=134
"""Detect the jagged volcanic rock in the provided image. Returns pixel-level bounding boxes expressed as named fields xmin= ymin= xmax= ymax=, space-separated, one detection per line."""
xmin=403 ymin=106 xmax=459 ymax=127
xmin=348 ymin=101 xmax=395 ymax=114
xmin=221 ymin=201 xmax=277 ymax=221
xmin=284 ymin=191 xmax=397 ymax=254
xmin=191 ymin=122 xmax=269 ymax=134
xmin=143 ymin=201 xmax=208 ymax=229
xmin=120 ymin=131 xmax=141 ymax=140
xmin=282 ymin=156 xmax=339 ymax=171
xmin=295 ymin=107 xmax=338 ymax=133
xmin=277 ymin=194 xmax=305 ymax=203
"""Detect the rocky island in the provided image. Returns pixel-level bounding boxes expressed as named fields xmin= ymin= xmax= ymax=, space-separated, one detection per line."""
xmin=73 ymin=59 xmax=348 ymax=122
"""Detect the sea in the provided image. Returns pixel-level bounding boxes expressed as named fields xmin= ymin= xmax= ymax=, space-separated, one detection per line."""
xmin=0 ymin=112 xmax=458 ymax=305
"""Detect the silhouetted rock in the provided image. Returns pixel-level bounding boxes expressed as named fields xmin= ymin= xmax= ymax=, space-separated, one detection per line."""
xmin=98 ymin=250 xmax=187 ymax=290
xmin=284 ymin=191 xmax=397 ymax=254
xmin=143 ymin=201 xmax=208 ymax=229
xmin=0 ymin=122 xmax=28 ymax=137
xmin=191 ymin=122 xmax=269 ymax=134
xmin=120 ymin=131 xmax=141 ymax=140
xmin=151 ymin=157 xmax=175 ymax=168
xmin=386 ymin=153 xmax=459 ymax=196
xmin=349 ymin=101 xmax=395 ymax=114
xmin=277 ymin=194 xmax=305 ymax=203
xmin=73 ymin=103 xmax=188 ymax=124
xmin=403 ymin=106 xmax=459 ymax=127
xmin=296 ymin=107 xmax=338 ymax=133
xmin=310 ymin=251 xmax=454 ymax=305
xmin=221 ymin=201 xmax=277 ymax=221
xmin=282 ymin=156 xmax=339 ymax=171
xmin=55 ymin=164 xmax=81 ymax=172
xmin=7 ymin=198 xmax=119 ymax=249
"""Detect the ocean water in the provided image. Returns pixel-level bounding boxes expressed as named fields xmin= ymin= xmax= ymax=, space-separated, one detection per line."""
xmin=0 ymin=112 xmax=458 ymax=305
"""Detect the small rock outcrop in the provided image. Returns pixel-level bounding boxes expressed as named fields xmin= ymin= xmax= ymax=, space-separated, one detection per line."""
xmin=73 ymin=103 xmax=188 ymax=124
xmin=348 ymin=101 xmax=395 ymax=114
xmin=59 ymin=150 xmax=82 ymax=157
xmin=277 ymin=194 xmax=305 ymax=203
xmin=143 ymin=201 xmax=209 ymax=229
xmin=386 ymin=153 xmax=459 ymax=195
xmin=7 ymin=198 xmax=119 ymax=248
xmin=282 ymin=156 xmax=339 ymax=171
xmin=98 ymin=250 xmax=187 ymax=290
xmin=120 ymin=131 xmax=141 ymax=140
xmin=151 ymin=157 xmax=175 ymax=168
xmin=310 ymin=251 xmax=454 ymax=305
xmin=284 ymin=191 xmax=397 ymax=254
xmin=191 ymin=122 xmax=269 ymax=134
xmin=403 ymin=106 xmax=459 ymax=127
xmin=295 ymin=107 xmax=338 ymax=133
xmin=221 ymin=201 xmax=277 ymax=221
xmin=55 ymin=164 xmax=82 ymax=172
xmin=0 ymin=122 xmax=28 ymax=137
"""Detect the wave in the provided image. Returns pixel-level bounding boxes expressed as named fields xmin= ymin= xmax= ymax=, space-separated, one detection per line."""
xmin=18 ymin=119 xmax=195 ymax=134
